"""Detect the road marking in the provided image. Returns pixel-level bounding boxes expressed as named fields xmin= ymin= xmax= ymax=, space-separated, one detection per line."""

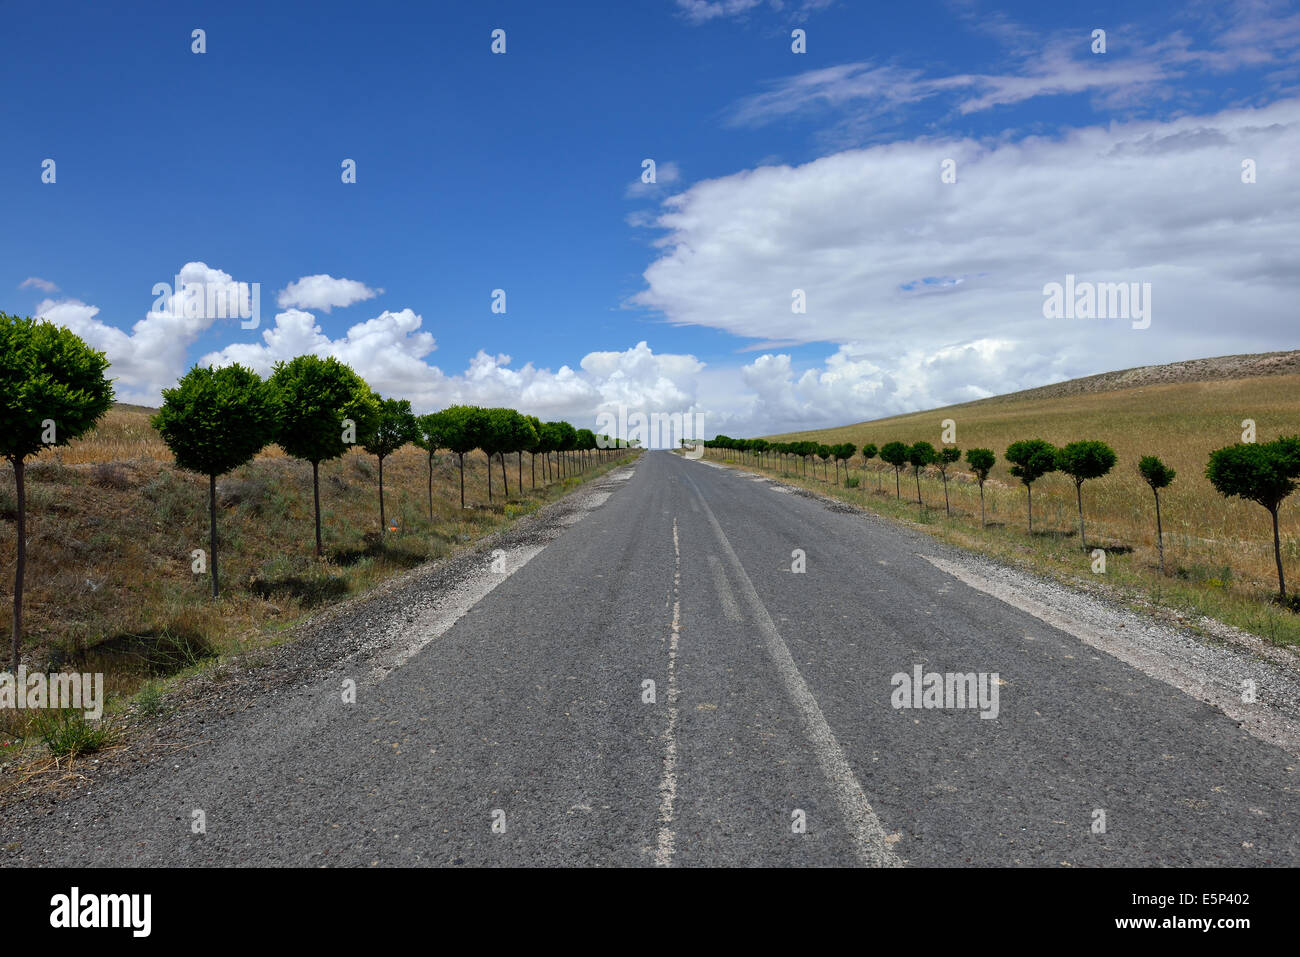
xmin=921 ymin=553 xmax=1300 ymax=759
xmin=654 ymin=517 xmax=683 ymax=867
xmin=708 ymin=554 xmax=743 ymax=622
xmin=683 ymin=472 xmax=902 ymax=867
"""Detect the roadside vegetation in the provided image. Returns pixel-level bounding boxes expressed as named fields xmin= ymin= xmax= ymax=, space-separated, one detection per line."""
xmin=701 ymin=372 xmax=1300 ymax=648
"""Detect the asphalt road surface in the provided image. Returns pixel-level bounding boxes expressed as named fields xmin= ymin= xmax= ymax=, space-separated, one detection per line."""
xmin=5 ymin=451 xmax=1298 ymax=866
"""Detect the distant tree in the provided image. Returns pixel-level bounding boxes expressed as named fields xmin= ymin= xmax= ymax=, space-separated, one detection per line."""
xmin=935 ymin=447 xmax=967 ymax=514
xmin=575 ymin=428 xmax=597 ymax=472
xmin=816 ymin=444 xmax=832 ymax=480
xmin=966 ymin=448 xmax=996 ymax=527
xmin=363 ymin=397 xmax=419 ymax=537
xmin=557 ymin=421 xmax=578 ymax=477
xmin=526 ymin=414 xmax=544 ymax=488
xmin=540 ymin=421 xmax=567 ymax=482
xmin=860 ymin=443 xmax=879 ymax=490
xmin=1206 ymin=437 xmax=1300 ymax=600
xmin=1005 ymin=439 xmax=1058 ymax=533
xmin=414 ymin=411 xmax=447 ymax=520
xmin=1055 ymin=440 xmax=1117 ymax=549
xmin=517 ymin=416 xmax=541 ymax=490
xmin=435 ymin=405 xmax=486 ymax=509
xmin=154 ymin=364 xmax=274 ymax=598
xmin=880 ymin=441 xmax=909 ymax=499
xmin=907 ymin=441 xmax=936 ymax=506
xmin=1 ymin=315 xmax=115 ymax=671
xmin=1137 ymin=455 xmax=1176 ymax=575
xmin=833 ymin=443 xmax=856 ymax=484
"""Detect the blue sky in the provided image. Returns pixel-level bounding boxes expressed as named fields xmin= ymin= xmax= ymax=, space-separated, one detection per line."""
xmin=3 ymin=0 xmax=1297 ymax=440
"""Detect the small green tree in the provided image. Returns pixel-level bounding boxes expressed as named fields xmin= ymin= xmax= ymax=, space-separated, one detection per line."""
xmin=363 ymin=397 xmax=419 ymax=537
xmin=907 ymin=441 xmax=936 ymax=506
xmin=526 ymin=415 xmax=544 ymax=488
xmin=935 ymin=446 xmax=961 ymax=517
xmin=1137 ymin=455 xmax=1176 ymax=575
xmin=1206 ymin=437 xmax=1300 ymax=599
xmin=880 ymin=441 xmax=908 ymax=498
xmin=438 ymin=405 xmax=487 ymax=508
xmin=833 ymin=443 xmax=856 ymax=485
xmin=414 ymin=411 xmax=447 ymax=520
xmin=269 ymin=355 xmax=379 ymax=556
xmin=861 ymin=443 xmax=879 ymax=490
xmin=1 ymin=315 xmax=115 ymax=671
xmin=1055 ymin=440 xmax=1117 ymax=549
xmin=153 ymin=364 xmax=275 ymax=598
xmin=966 ymin=448 xmax=996 ymax=527
xmin=1005 ymin=439 xmax=1058 ymax=533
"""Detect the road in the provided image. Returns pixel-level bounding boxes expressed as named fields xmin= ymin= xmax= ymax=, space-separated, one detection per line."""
xmin=4 ymin=450 xmax=1299 ymax=866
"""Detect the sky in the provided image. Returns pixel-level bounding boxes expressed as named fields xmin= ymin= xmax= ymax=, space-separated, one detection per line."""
xmin=2 ymin=0 xmax=1298 ymax=444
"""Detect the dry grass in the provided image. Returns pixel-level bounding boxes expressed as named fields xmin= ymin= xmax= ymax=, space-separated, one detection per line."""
xmin=734 ymin=372 xmax=1300 ymax=646
xmin=0 ymin=405 xmax=633 ymax=743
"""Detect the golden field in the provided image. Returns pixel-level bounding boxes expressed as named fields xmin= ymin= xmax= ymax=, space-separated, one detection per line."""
xmin=728 ymin=370 xmax=1300 ymax=646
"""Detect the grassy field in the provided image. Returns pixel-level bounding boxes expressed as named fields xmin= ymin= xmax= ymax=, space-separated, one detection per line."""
xmin=0 ymin=404 xmax=634 ymax=739
xmin=722 ymin=371 xmax=1300 ymax=647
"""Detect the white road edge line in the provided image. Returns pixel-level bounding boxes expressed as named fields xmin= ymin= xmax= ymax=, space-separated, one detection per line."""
xmin=686 ymin=474 xmax=903 ymax=867
xmin=921 ymin=553 xmax=1300 ymax=759
xmin=654 ymin=518 xmax=683 ymax=867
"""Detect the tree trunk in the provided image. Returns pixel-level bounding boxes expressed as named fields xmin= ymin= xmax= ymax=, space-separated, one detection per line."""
xmin=209 ymin=472 xmax=219 ymax=598
xmin=979 ymin=483 xmax=986 ymax=527
xmin=894 ymin=468 xmax=901 ymax=499
xmin=500 ymin=453 xmax=509 ymax=499
xmin=378 ymin=455 xmax=386 ymax=537
xmin=1272 ymin=505 xmax=1287 ymax=599
xmin=1153 ymin=490 xmax=1164 ymax=574
xmin=915 ymin=469 xmax=922 ymax=505
xmin=942 ymin=474 xmax=950 ymax=517
xmin=1027 ymin=484 xmax=1034 ymax=534
xmin=312 ymin=460 xmax=323 ymax=556
xmin=1076 ymin=480 xmax=1086 ymax=549
xmin=10 ymin=457 xmax=26 ymax=672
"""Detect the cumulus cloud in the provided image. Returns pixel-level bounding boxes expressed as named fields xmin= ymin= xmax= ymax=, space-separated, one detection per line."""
xmin=35 ymin=262 xmax=257 ymax=405
xmin=20 ymin=277 xmax=58 ymax=293
xmin=276 ymin=274 xmax=382 ymax=313
xmin=631 ymin=99 xmax=1300 ymax=421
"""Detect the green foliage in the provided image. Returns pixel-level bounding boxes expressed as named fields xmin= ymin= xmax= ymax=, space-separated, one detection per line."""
xmin=35 ymin=709 xmax=118 ymax=758
xmin=1005 ymin=439 xmax=1058 ymax=486
xmin=363 ymin=398 xmax=419 ymax=460
xmin=879 ymin=441 xmax=908 ymax=468
xmin=434 ymin=405 xmax=487 ymax=456
xmin=268 ymin=355 xmax=378 ymax=465
xmin=1056 ymin=440 xmax=1117 ymax=486
xmin=966 ymin=448 xmax=996 ymax=482
xmin=1206 ymin=438 xmax=1300 ymax=511
xmin=153 ymin=364 xmax=274 ymax=477
xmin=0 ymin=313 xmax=115 ymax=462
xmin=938 ymin=446 xmax=961 ymax=467
xmin=1138 ymin=455 xmax=1176 ymax=490
xmin=861 ymin=443 xmax=878 ymax=462
xmin=907 ymin=441 xmax=936 ymax=469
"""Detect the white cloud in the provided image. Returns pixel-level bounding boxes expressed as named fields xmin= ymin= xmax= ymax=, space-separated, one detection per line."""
xmin=276 ymin=274 xmax=382 ymax=313
xmin=35 ymin=262 xmax=256 ymax=405
xmin=20 ymin=277 xmax=58 ymax=293
xmin=625 ymin=161 xmax=682 ymax=198
xmin=631 ymin=99 xmax=1300 ymax=423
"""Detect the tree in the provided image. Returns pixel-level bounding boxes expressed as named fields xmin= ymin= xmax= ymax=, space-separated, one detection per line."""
xmin=1005 ymin=439 xmax=1058 ymax=533
xmin=414 ymin=411 xmax=447 ymax=520
xmin=966 ymin=448 xmax=996 ymax=528
xmin=540 ymin=421 xmax=567 ymax=482
xmin=363 ymin=397 xmax=419 ymax=537
xmin=526 ymin=415 xmax=544 ymax=488
xmin=817 ymin=444 xmax=832 ymax=480
xmin=833 ymin=443 xmax=856 ymax=484
xmin=1056 ymin=440 xmax=1117 ymax=549
xmin=1137 ymin=455 xmax=1176 ymax=575
xmin=1 ymin=315 xmax=115 ymax=671
xmin=269 ymin=355 xmax=379 ymax=556
xmin=861 ymin=443 xmax=879 ymax=490
xmin=575 ymin=428 xmax=597 ymax=472
xmin=880 ymin=441 xmax=908 ymax=498
xmin=153 ymin=363 xmax=274 ymax=598
xmin=437 ymin=406 xmax=487 ymax=508
xmin=555 ymin=421 xmax=578 ymax=478
xmin=907 ymin=441 xmax=936 ymax=506
xmin=934 ymin=446 xmax=961 ymax=517
xmin=1206 ymin=437 xmax=1300 ymax=600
